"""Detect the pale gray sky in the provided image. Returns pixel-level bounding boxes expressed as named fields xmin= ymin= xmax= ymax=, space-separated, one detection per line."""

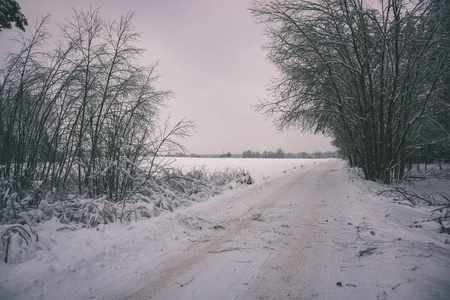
xmin=0 ymin=0 xmax=334 ymax=155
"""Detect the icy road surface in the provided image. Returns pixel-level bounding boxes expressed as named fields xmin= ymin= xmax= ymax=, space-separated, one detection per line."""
xmin=102 ymin=160 xmax=449 ymax=300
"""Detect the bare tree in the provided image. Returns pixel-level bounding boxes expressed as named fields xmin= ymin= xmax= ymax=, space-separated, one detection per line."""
xmin=0 ymin=16 xmax=52 ymax=183
xmin=0 ymin=8 xmax=194 ymax=209
xmin=250 ymin=0 xmax=450 ymax=183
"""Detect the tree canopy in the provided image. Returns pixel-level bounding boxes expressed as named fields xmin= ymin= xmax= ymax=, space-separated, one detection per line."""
xmin=0 ymin=0 xmax=27 ymax=31
xmin=250 ymin=0 xmax=450 ymax=183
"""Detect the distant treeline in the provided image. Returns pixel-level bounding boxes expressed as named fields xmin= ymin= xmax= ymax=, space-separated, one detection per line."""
xmin=175 ymin=150 xmax=336 ymax=159
xmin=243 ymin=149 xmax=286 ymax=158
xmin=241 ymin=149 xmax=335 ymax=159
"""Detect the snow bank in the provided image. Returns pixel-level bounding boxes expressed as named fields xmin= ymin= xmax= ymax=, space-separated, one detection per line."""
xmin=334 ymin=165 xmax=450 ymax=300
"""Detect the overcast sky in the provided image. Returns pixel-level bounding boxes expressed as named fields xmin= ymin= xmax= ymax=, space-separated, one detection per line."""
xmin=0 ymin=0 xmax=335 ymax=155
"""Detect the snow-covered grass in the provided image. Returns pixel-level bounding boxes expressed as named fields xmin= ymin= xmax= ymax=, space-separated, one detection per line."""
xmin=0 ymin=164 xmax=256 ymax=264
xmin=337 ymin=165 xmax=450 ymax=299
xmin=0 ymin=159 xmax=449 ymax=300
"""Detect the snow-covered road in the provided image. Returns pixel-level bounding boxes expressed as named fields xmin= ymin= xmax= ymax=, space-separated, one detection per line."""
xmin=100 ymin=160 xmax=449 ymax=300
xmin=122 ymin=161 xmax=340 ymax=300
xmin=2 ymin=160 xmax=449 ymax=300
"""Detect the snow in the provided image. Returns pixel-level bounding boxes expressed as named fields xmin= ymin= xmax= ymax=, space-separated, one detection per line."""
xmin=1 ymin=159 xmax=449 ymax=300
xmin=173 ymin=157 xmax=322 ymax=182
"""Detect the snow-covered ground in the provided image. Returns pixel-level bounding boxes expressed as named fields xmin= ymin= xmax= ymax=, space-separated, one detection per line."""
xmin=172 ymin=157 xmax=323 ymax=182
xmin=0 ymin=159 xmax=449 ymax=299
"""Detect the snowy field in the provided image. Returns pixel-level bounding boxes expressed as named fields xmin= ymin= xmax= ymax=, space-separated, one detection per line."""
xmin=0 ymin=159 xmax=449 ymax=300
xmin=172 ymin=157 xmax=324 ymax=182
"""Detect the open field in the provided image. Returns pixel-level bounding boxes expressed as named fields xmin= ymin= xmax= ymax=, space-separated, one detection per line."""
xmin=173 ymin=157 xmax=327 ymax=182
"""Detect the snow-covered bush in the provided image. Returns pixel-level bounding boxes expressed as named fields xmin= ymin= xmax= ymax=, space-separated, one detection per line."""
xmin=0 ymin=224 xmax=36 ymax=263
xmin=0 ymin=165 xmax=253 ymax=263
xmin=182 ymin=166 xmax=254 ymax=187
xmin=209 ymin=167 xmax=254 ymax=186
